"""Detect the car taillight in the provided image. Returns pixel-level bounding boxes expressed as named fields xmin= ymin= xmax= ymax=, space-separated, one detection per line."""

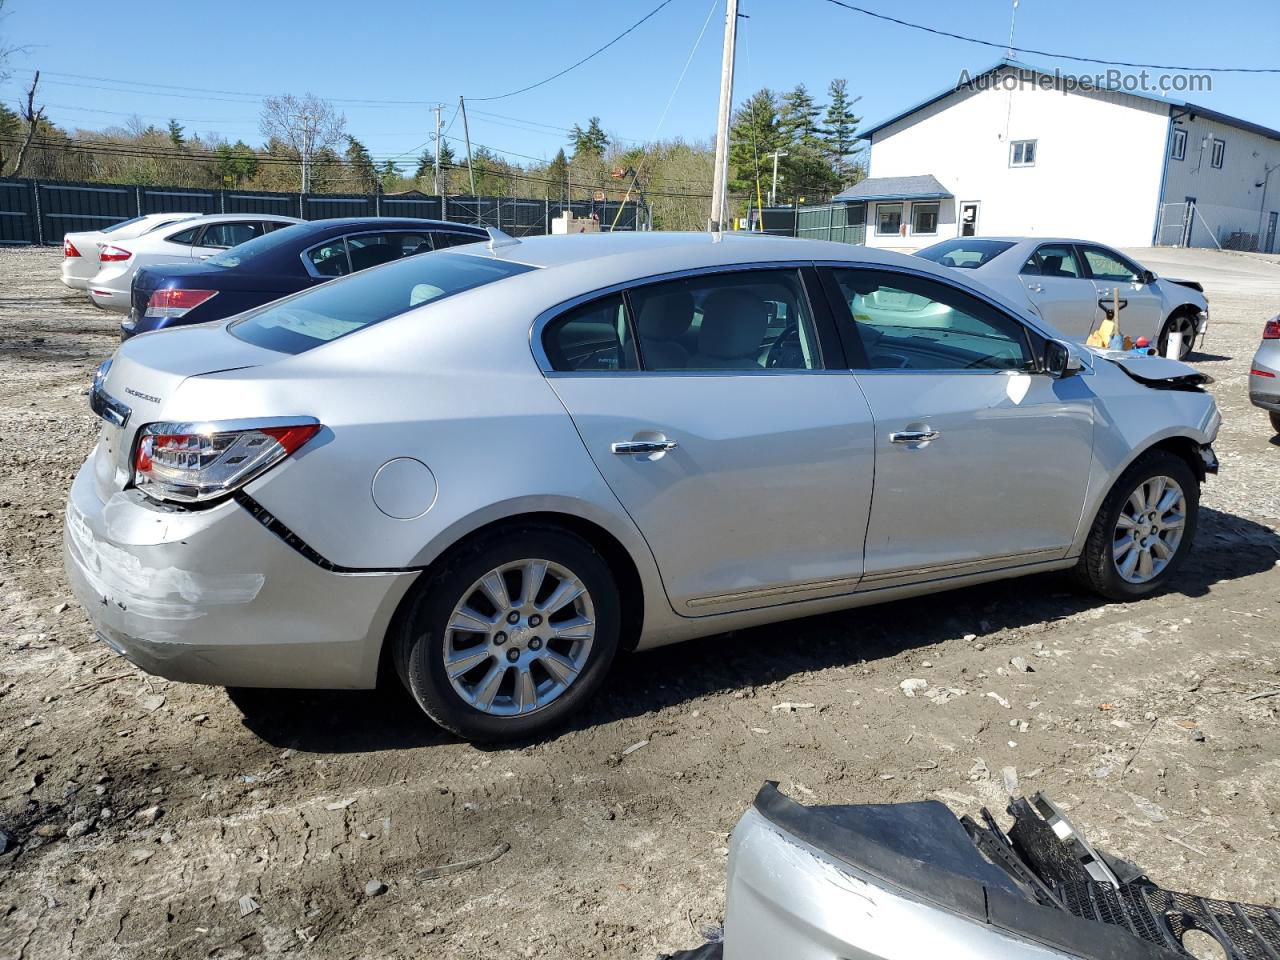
xmin=133 ymin=420 xmax=321 ymax=504
xmin=99 ymin=244 xmax=132 ymax=263
xmin=1263 ymin=317 xmax=1280 ymax=340
xmin=64 ymin=238 xmax=81 ymax=258
xmin=145 ymin=288 xmax=218 ymax=319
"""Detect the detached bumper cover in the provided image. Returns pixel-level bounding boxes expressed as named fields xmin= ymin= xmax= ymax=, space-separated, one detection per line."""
xmin=666 ymin=784 xmax=1278 ymax=960
xmin=63 ymin=460 xmax=416 ymax=689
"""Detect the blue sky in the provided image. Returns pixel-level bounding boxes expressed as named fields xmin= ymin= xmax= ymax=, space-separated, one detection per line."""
xmin=5 ymin=0 xmax=1278 ymax=168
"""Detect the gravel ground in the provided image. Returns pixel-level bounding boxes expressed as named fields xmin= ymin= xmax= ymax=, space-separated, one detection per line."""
xmin=1 ymin=245 xmax=1279 ymax=960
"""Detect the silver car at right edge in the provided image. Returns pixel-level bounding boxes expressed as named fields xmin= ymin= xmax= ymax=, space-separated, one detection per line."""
xmin=65 ymin=232 xmax=1220 ymax=742
xmin=916 ymin=237 xmax=1209 ymax=359
xmin=1249 ymin=314 xmax=1280 ymax=433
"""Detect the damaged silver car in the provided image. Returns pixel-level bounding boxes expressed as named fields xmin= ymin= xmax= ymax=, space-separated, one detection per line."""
xmin=665 ymin=783 xmax=1280 ymax=959
xmin=66 ymin=231 xmax=1220 ymax=741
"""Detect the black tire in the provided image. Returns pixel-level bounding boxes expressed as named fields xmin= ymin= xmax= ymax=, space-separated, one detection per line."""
xmin=1074 ymin=450 xmax=1199 ymax=601
xmin=394 ymin=525 xmax=621 ymax=742
xmin=1157 ymin=311 xmax=1197 ymax=360
xmin=1270 ymin=411 xmax=1280 ymax=435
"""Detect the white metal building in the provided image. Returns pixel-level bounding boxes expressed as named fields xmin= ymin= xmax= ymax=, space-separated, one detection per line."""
xmin=841 ymin=60 xmax=1280 ymax=253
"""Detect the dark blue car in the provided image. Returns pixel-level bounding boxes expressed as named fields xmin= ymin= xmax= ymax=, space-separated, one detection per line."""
xmin=123 ymin=217 xmax=488 ymax=338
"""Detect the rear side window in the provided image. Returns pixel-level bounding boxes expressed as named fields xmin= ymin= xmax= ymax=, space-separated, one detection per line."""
xmin=306 ymin=238 xmax=351 ymax=277
xmin=230 ymin=253 xmax=536 ymax=354
xmin=200 ymin=221 xmax=263 ymax=249
xmin=544 ymin=294 xmax=637 ymax=372
xmin=1021 ymin=244 xmax=1082 ymax=278
xmin=166 ymin=226 xmax=200 ymax=245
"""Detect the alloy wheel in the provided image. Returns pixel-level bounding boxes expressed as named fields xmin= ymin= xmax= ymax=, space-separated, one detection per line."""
xmin=1165 ymin=314 xmax=1197 ymax=359
xmin=1112 ymin=475 xmax=1187 ymax=584
xmin=442 ymin=559 xmax=596 ymax=716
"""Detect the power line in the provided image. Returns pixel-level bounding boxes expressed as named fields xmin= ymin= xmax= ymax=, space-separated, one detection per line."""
xmin=469 ymin=0 xmax=678 ymax=101
xmin=819 ymin=0 xmax=1280 ymax=74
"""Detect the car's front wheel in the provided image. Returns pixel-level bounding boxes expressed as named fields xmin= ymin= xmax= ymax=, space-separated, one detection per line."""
xmin=395 ymin=526 xmax=621 ymax=742
xmin=1158 ymin=311 xmax=1198 ymax=360
xmin=1075 ymin=450 xmax=1199 ymax=601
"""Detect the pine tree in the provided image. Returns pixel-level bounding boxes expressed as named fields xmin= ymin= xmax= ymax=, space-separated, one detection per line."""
xmin=215 ymin=141 xmax=259 ymax=188
xmin=545 ymin=148 xmax=569 ymax=200
xmin=378 ymin=158 xmax=400 ymax=192
xmin=822 ymin=78 xmax=864 ymax=186
xmin=778 ymin=84 xmax=823 ymax=151
xmin=344 ymin=135 xmax=378 ymax=193
xmin=727 ymin=88 xmax=783 ymax=199
xmin=414 ymin=141 xmax=456 ymax=181
xmin=167 ymin=119 xmax=185 ymax=147
xmin=569 ymin=117 xmax=608 ymax=159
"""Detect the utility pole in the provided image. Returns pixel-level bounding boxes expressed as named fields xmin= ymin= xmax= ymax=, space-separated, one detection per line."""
xmin=767 ymin=150 xmax=787 ymax=207
xmin=708 ymin=0 xmax=740 ymax=232
xmin=459 ymin=96 xmax=477 ymax=195
xmin=433 ymin=104 xmax=443 ymax=194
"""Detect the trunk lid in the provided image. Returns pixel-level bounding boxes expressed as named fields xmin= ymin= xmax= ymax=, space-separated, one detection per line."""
xmin=92 ymin=326 xmax=282 ymax=495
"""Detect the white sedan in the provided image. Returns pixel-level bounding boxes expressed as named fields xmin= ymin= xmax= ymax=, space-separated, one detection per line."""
xmin=86 ymin=213 xmax=301 ymax=311
xmin=915 ymin=237 xmax=1208 ymax=359
xmin=61 ymin=212 xmax=200 ymax=290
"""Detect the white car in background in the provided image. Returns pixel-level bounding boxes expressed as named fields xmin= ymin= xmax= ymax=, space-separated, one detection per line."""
xmin=86 ymin=213 xmax=302 ymax=311
xmin=60 ymin=212 xmax=200 ymax=290
xmin=915 ymin=237 xmax=1209 ymax=360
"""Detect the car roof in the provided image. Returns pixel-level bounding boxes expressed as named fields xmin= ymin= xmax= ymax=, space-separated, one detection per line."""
xmin=299 ymin=217 xmax=486 ymax=231
xmin=172 ymin=212 xmax=301 ymax=225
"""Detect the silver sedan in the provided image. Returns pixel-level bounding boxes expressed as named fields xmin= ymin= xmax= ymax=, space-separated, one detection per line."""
xmin=915 ymin=237 xmax=1209 ymax=359
xmin=1249 ymin=314 xmax=1280 ymax=434
xmin=65 ymin=231 xmax=1221 ymax=741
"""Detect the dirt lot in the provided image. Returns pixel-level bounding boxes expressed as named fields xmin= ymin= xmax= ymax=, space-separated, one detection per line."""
xmin=1 ymin=245 xmax=1279 ymax=959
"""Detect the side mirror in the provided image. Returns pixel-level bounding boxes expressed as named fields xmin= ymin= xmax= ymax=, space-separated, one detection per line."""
xmin=1138 ymin=269 xmax=1156 ymax=285
xmin=1044 ymin=339 xmax=1083 ymax=379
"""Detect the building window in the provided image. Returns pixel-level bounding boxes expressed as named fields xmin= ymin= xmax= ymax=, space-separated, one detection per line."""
xmin=876 ymin=203 xmax=903 ymax=236
xmin=1171 ymin=127 xmax=1187 ymax=161
xmin=1010 ymin=139 xmax=1037 ymax=167
xmin=1210 ymin=138 xmax=1225 ymax=169
xmin=911 ymin=202 xmax=939 ymax=235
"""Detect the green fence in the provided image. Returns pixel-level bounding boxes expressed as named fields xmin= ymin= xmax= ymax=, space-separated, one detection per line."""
xmin=759 ymin=201 xmax=866 ymax=245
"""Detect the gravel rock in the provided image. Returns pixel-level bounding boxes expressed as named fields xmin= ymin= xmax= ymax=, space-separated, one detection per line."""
xmin=364 ymin=880 xmax=388 ymax=897
xmin=899 ymin=679 xmax=928 ymax=698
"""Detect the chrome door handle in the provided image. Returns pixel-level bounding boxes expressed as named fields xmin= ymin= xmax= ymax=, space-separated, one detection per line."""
xmin=889 ymin=430 xmax=940 ymax=445
xmin=1026 ymin=283 xmax=1044 ymax=293
xmin=611 ymin=439 xmax=678 ymax=455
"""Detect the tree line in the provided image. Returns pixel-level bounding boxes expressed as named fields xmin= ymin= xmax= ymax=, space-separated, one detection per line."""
xmin=0 ymin=75 xmax=865 ymax=230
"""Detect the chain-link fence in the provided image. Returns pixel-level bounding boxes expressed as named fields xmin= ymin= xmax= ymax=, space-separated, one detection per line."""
xmin=0 ymin=178 xmax=648 ymax=245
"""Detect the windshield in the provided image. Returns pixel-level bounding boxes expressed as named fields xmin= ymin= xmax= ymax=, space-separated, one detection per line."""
xmin=229 ymin=253 xmax=536 ymax=354
xmin=914 ymin=239 xmax=1015 ymax=269
xmin=206 ymin=223 xmax=312 ymax=269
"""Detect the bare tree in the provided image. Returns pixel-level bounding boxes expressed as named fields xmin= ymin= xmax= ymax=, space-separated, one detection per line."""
xmin=259 ymin=93 xmax=345 ymax=193
xmin=10 ymin=70 xmax=45 ymax=177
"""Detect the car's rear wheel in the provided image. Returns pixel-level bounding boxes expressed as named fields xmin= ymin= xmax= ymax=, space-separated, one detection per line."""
xmin=395 ymin=526 xmax=620 ymax=742
xmin=1270 ymin=411 xmax=1280 ymax=435
xmin=1157 ymin=311 xmax=1198 ymax=360
xmin=1074 ymin=450 xmax=1199 ymax=601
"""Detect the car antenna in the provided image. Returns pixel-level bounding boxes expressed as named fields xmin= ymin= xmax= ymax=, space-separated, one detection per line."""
xmin=485 ymin=227 xmax=521 ymax=251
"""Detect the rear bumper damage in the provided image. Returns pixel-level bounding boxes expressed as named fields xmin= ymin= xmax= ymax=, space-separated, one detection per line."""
xmin=664 ymin=784 xmax=1279 ymax=960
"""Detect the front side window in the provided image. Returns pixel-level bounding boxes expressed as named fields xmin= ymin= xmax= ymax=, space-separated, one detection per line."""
xmin=629 ymin=269 xmax=820 ymax=371
xmin=911 ymin=202 xmax=939 ymax=235
xmin=1210 ymin=138 xmax=1225 ymax=169
xmin=231 ymin=253 xmax=536 ymax=355
xmin=1171 ymin=127 xmax=1187 ymax=161
xmin=543 ymin=293 xmax=637 ymax=372
xmin=876 ymin=203 xmax=903 ymax=236
xmin=1010 ymin=139 xmax=1037 ymax=167
xmin=200 ymin=221 xmax=263 ymax=249
xmin=1021 ymin=243 xmax=1083 ymax=279
xmin=831 ymin=268 xmax=1033 ymax=372
xmin=1080 ymin=245 xmax=1139 ymax=282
